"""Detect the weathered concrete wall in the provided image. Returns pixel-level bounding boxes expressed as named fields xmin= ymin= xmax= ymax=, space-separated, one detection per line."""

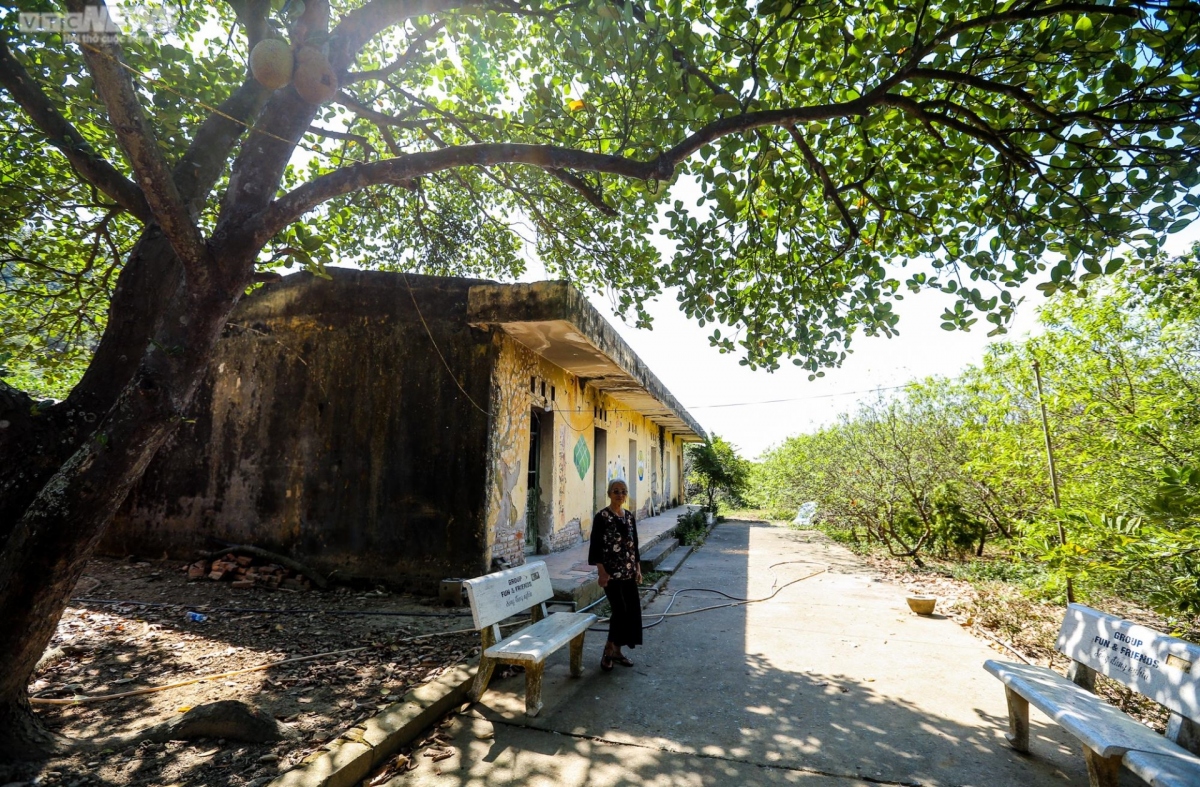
xmin=104 ymin=269 xmax=497 ymax=590
xmin=593 ymin=393 xmax=665 ymax=522
xmin=484 ymin=336 xmax=596 ymax=565
xmin=484 ymin=335 xmax=689 ymax=567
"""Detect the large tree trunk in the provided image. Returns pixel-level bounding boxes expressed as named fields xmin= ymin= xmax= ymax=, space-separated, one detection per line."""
xmin=0 ymin=250 xmax=245 ymax=761
xmin=0 ymin=228 xmax=185 ymax=544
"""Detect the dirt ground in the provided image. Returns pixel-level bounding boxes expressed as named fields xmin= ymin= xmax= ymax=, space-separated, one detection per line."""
xmin=8 ymin=556 xmax=481 ymax=787
xmin=860 ymin=551 xmax=1174 ymax=734
xmin=7 ymin=527 xmax=1182 ymax=785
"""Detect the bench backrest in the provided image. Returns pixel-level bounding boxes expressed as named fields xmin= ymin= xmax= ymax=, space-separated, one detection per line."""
xmin=1056 ymin=603 xmax=1200 ymax=721
xmin=463 ymin=560 xmax=553 ymax=630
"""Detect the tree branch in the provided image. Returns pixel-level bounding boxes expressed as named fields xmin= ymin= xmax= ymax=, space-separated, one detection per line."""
xmin=173 ymin=77 xmax=272 ymax=218
xmin=328 ymin=0 xmax=466 ymax=73
xmin=931 ymin=2 xmax=1139 ymax=50
xmin=307 ymin=125 xmax=379 ymax=157
xmin=68 ymin=1 xmax=208 ymax=282
xmin=785 ymin=125 xmax=859 ymax=240
xmin=882 ymin=93 xmax=1036 ymax=171
xmin=344 ymin=20 xmax=446 ymax=84
xmin=335 ymin=91 xmax=431 ymax=130
xmin=255 ymin=98 xmax=883 ymax=240
xmin=213 ymin=1 xmax=328 ymax=256
xmin=910 ymin=67 xmax=1063 ymax=124
xmin=545 ymin=169 xmax=618 ymax=216
xmin=256 ymin=143 xmax=654 ymax=242
xmin=223 ymin=0 xmax=273 ymax=50
xmin=0 ymin=37 xmax=150 ymax=222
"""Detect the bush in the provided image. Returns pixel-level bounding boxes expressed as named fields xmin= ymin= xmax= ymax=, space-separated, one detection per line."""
xmin=949 ymin=558 xmax=1046 ymax=586
xmin=675 ymin=509 xmax=709 ymax=546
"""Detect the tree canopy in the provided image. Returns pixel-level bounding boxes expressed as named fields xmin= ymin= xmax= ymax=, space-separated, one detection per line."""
xmin=1 ymin=0 xmax=1199 ymax=759
xmin=751 ymin=245 xmax=1200 ymax=620
xmin=3 ymin=0 xmax=1199 ymax=396
xmin=688 ymin=435 xmax=751 ymax=510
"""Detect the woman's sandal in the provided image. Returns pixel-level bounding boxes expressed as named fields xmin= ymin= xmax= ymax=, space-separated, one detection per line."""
xmin=612 ymin=655 xmax=634 ymax=668
xmin=600 ymin=654 xmax=614 ymax=672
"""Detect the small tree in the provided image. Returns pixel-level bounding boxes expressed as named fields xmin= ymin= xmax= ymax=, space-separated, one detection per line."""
xmin=687 ymin=436 xmax=750 ymax=512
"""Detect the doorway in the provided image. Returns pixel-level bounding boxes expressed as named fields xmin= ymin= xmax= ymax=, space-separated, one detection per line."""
xmin=593 ymin=427 xmax=608 ymax=514
xmin=526 ymin=407 xmax=554 ymax=554
xmin=628 ymin=438 xmax=638 ymax=514
xmin=650 ymin=446 xmax=659 ymax=515
xmin=677 ymin=452 xmax=684 ymax=506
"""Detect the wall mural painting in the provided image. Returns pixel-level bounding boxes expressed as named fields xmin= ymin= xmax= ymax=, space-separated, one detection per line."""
xmin=637 ymin=450 xmax=645 ymax=482
xmin=573 ymin=434 xmax=591 ymax=480
xmin=608 ymin=458 xmax=627 ymax=484
xmin=556 ymin=424 xmax=568 ymax=529
xmin=485 ymin=338 xmax=537 ymax=561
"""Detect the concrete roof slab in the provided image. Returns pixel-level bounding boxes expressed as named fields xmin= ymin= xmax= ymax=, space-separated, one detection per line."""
xmin=468 ymin=282 xmax=706 ymax=441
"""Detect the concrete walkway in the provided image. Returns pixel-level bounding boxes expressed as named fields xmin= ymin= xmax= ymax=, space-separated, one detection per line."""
xmin=543 ymin=504 xmax=691 ymax=608
xmin=402 ymin=520 xmax=1137 ymax=786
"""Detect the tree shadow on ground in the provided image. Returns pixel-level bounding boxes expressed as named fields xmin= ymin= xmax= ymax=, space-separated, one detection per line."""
xmin=9 ymin=558 xmax=477 ymax=786
xmin=399 ymin=519 xmax=1144 ymax=786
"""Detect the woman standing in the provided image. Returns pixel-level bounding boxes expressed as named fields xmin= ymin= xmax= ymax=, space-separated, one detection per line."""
xmin=588 ymin=478 xmax=642 ymax=671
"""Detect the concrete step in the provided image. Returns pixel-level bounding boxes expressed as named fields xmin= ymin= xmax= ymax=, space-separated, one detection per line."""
xmin=654 ymin=544 xmax=693 ymax=575
xmin=544 ymin=505 xmax=693 ymax=609
xmin=639 ymin=538 xmax=681 ymax=572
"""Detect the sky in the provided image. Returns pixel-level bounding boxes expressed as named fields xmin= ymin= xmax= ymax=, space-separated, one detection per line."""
xmin=541 ymin=224 xmax=1200 ymax=460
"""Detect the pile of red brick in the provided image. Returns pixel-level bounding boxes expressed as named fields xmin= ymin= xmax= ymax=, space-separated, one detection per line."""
xmin=186 ymin=553 xmax=312 ymax=590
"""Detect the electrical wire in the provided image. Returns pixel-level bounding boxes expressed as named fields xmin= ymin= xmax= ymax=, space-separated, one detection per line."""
xmin=399 ymin=270 xmax=490 ymax=415
xmin=75 ymin=41 xmax=362 ymax=165
xmin=587 ymin=565 xmax=827 ymax=633
xmin=30 ymin=614 xmax=538 ymax=707
xmin=43 ymin=557 xmax=826 ymax=706
xmin=29 ymin=625 xmax=476 ymax=707
xmin=686 ymin=385 xmax=911 ymax=409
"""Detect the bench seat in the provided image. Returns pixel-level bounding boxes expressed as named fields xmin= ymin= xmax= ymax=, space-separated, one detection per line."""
xmin=1123 ymin=750 xmax=1200 ymax=787
xmin=984 ymin=660 xmax=1189 ymax=760
xmin=464 ymin=561 xmax=599 ymax=717
xmin=983 ymin=604 xmax=1200 ymax=787
xmin=484 ymin=611 xmax=597 ymax=664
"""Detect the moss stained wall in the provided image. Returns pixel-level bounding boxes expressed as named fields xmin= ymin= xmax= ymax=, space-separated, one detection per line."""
xmin=104 ymin=270 xmax=497 ymax=589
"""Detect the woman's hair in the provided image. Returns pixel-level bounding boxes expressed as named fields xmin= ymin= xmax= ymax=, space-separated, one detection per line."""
xmin=607 ymin=477 xmax=629 ymax=495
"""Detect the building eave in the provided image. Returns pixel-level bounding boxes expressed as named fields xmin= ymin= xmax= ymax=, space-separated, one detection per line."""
xmin=467 ymin=281 xmax=707 ymax=442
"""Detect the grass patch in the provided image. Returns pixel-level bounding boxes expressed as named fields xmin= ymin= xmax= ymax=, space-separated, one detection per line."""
xmin=640 ymin=570 xmax=668 ymax=587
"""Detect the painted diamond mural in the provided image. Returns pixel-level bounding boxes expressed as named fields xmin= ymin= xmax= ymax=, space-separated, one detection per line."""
xmin=573 ymin=435 xmax=591 ymax=479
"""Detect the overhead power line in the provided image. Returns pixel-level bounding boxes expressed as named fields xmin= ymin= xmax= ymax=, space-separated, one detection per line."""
xmin=685 ymin=384 xmax=911 ymax=409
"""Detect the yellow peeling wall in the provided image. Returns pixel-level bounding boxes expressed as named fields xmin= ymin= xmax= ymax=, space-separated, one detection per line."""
xmin=484 ymin=333 xmax=688 ymax=567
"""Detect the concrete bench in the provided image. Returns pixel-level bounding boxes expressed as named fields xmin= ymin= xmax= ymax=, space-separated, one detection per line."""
xmin=984 ymin=603 xmax=1200 ymax=787
xmin=463 ymin=560 xmax=597 ymax=717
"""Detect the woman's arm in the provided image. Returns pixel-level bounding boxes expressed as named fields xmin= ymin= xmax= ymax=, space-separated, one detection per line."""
xmin=588 ymin=512 xmax=610 ymax=587
xmin=631 ymin=512 xmax=642 ymax=582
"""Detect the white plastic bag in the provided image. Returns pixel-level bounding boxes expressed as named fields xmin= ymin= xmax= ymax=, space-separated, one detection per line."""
xmin=792 ymin=501 xmax=818 ymax=526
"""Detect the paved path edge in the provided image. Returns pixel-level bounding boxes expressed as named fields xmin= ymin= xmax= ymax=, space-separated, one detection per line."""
xmin=266 ymin=521 xmax=711 ymax=787
xmin=267 ymin=664 xmax=475 ymax=787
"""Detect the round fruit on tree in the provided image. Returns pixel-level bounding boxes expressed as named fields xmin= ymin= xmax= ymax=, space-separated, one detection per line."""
xmin=249 ymin=38 xmax=293 ymax=90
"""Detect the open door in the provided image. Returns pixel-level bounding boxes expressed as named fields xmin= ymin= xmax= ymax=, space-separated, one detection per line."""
xmin=526 ymin=407 xmax=554 ymax=554
xmin=593 ymin=427 xmax=608 ymax=515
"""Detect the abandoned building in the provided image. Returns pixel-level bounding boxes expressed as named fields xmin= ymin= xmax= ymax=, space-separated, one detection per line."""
xmin=103 ymin=269 xmax=707 ymax=590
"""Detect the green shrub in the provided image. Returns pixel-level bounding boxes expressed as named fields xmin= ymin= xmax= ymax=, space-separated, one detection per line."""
xmin=949 ymin=558 xmax=1046 ymax=586
xmin=675 ymin=509 xmax=709 ymax=546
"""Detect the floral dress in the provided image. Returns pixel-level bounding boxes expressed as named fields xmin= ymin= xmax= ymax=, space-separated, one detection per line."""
xmin=588 ymin=507 xmax=640 ymax=579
